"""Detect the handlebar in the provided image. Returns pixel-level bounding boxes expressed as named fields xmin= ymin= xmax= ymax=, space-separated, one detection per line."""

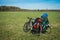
xmin=27 ymin=17 xmax=35 ymax=20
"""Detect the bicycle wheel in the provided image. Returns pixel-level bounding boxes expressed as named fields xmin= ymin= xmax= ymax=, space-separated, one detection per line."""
xmin=23 ymin=22 xmax=31 ymax=32
xmin=46 ymin=27 xmax=51 ymax=34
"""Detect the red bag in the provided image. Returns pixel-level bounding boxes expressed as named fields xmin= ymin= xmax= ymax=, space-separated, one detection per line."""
xmin=33 ymin=18 xmax=42 ymax=29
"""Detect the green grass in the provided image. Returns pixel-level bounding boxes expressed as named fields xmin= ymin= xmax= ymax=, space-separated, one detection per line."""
xmin=0 ymin=11 xmax=60 ymax=40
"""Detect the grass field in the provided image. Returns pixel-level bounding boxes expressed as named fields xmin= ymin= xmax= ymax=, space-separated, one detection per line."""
xmin=0 ymin=11 xmax=60 ymax=40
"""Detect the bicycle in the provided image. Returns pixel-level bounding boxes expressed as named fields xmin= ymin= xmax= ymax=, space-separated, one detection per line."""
xmin=23 ymin=17 xmax=51 ymax=34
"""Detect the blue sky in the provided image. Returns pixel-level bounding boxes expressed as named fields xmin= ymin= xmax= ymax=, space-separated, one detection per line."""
xmin=0 ymin=0 xmax=60 ymax=10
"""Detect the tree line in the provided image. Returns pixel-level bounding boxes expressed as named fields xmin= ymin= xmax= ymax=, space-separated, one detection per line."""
xmin=0 ymin=6 xmax=60 ymax=12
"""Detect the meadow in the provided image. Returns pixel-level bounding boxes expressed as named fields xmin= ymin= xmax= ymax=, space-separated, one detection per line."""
xmin=0 ymin=11 xmax=60 ymax=40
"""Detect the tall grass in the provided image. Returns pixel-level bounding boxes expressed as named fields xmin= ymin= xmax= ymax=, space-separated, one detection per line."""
xmin=0 ymin=11 xmax=60 ymax=40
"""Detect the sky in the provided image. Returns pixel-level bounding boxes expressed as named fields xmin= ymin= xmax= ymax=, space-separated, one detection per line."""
xmin=0 ymin=0 xmax=60 ymax=10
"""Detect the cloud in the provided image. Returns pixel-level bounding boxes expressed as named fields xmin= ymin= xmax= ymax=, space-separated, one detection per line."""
xmin=16 ymin=3 xmax=60 ymax=10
